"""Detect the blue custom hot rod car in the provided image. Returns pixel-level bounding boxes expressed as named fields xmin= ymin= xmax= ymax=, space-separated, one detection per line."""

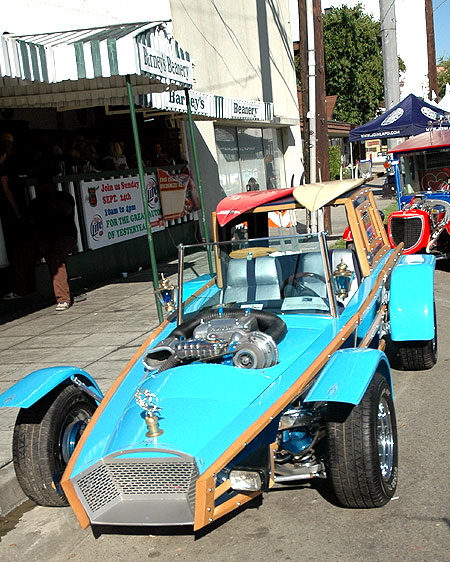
xmin=0 ymin=178 xmax=437 ymax=532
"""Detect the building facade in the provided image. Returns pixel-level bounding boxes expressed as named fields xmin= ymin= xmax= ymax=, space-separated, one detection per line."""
xmin=0 ymin=1 xmax=303 ymax=302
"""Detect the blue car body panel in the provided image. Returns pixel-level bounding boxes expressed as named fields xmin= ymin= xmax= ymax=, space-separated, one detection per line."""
xmin=0 ymin=366 xmax=104 ymax=408
xmin=305 ymin=348 xmax=392 ymax=405
xmin=390 ymin=254 xmax=436 ymax=341
xmin=70 ymin=314 xmax=338 ymax=477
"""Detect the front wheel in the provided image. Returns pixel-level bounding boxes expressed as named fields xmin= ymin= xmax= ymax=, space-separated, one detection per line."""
xmin=326 ymin=372 xmax=398 ymax=508
xmin=13 ymin=384 xmax=97 ymax=507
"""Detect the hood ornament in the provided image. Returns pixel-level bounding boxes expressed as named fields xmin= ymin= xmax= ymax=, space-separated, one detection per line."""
xmin=134 ymin=389 xmax=164 ymax=437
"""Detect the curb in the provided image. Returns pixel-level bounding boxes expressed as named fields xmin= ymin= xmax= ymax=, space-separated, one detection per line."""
xmin=0 ymin=462 xmax=26 ymax=517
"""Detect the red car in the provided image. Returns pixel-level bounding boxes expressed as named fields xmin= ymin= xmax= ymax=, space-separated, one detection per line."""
xmin=387 ymin=129 xmax=450 ymax=258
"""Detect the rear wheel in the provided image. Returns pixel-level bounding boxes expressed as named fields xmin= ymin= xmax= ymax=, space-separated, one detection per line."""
xmin=395 ymin=307 xmax=437 ymax=370
xmin=13 ymin=384 xmax=97 ymax=507
xmin=396 ymin=337 xmax=437 ymax=370
xmin=326 ymin=373 xmax=398 ymax=508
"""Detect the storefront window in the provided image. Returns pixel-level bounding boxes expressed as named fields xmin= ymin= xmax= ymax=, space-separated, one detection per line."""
xmin=215 ymin=125 xmax=285 ymax=195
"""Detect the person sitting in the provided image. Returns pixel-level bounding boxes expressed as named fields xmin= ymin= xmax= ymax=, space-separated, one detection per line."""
xmin=151 ymin=143 xmax=174 ymax=166
xmin=101 ymin=142 xmax=129 ymax=171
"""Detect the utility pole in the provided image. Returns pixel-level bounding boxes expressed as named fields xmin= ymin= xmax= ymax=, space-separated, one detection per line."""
xmin=313 ymin=0 xmax=330 ymax=230
xmin=298 ymin=0 xmax=310 ymax=183
xmin=379 ymin=0 xmax=400 ymax=150
xmin=425 ymin=0 xmax=438 ymax=99
xmin=298 ymin=0 xmax=330 ymax=230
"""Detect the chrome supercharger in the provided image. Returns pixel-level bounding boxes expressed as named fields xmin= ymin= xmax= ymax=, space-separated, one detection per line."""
xmin=144 ymin=311 xmax=282 ymax=370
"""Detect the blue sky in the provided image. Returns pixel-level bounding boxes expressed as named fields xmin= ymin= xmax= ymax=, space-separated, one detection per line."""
xmin=433 ymin=0 xmax=450 ymax=60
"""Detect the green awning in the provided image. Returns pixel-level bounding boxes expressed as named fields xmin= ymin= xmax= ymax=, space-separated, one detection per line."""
xmin=0 ymin=22 xmax=193 ymax=109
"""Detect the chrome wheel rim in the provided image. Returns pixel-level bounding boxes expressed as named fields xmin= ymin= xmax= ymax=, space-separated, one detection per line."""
xmin=377 ymin=396 xmax=395 ymax=482
xmin=60 ymin=407 xmax=91 ymax=464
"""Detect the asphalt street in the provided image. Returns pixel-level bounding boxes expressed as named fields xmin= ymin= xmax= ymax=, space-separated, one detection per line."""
xmin=2 ymin=180 xmax=448 ymax=561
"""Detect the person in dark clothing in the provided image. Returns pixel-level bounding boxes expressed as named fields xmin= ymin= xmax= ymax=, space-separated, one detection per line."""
xmin=30 ymin=178 xmax=78 ymax=311
xmin=1 ymin=137 xmax=35 ymax=298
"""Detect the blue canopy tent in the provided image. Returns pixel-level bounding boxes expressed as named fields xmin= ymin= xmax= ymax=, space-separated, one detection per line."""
xmin=349 ymin=94 xmax=450 ymax=142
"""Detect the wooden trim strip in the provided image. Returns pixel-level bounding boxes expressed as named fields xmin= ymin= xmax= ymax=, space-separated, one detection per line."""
xmin=211 ymin=212 xmax=223 ymax=288
xmin=214 ymin=479 xmax=231 ymax=500
xmin=359 ymin=303 xmax=388 ymax=349
xmin=211 ymin=491 xmax=260 ymax=523
xmin=194 ymin=246 xmax=403 ymax=530
xmin=368 ymin=190 xmax=389 ymax=245
xmin=194 ymin=475 xmax=216 ymax=529
xmin=344 ymin=197 xmax=370 ymax=276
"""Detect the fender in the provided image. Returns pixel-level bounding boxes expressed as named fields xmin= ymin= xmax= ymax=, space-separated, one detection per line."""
xmin=390 ymin=254 xmax=436 ymax=342
xmin=304 ymin=348 xmax=392 ymax=405
xmin=0 ymin=366 xmax=103 ymax=408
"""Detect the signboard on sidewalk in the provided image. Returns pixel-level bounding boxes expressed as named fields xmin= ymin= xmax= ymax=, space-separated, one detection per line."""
xmin=81 ymin=174 xmax=165 ymax=250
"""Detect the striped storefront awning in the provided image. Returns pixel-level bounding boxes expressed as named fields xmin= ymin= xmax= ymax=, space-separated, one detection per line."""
xmin=0 ymin=22 xmax=193 ymax=109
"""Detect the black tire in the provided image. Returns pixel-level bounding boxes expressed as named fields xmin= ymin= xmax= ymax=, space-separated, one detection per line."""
xmin=396 ymin=338 xmax=437 ymax=371
xmin=395 ymin=307 xmax=437 ymax=371
xmin=326 ymin=372 xmax=398 ymax=508
xmin=13 ymin=384 xmax=97 ymax=507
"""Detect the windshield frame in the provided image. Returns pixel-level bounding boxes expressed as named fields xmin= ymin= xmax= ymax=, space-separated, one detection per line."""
xmin=175 ymin=231 xmax=338 ymax=325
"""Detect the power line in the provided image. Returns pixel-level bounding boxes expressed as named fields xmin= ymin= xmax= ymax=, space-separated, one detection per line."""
xmin=434 ymin=0 xmax=448 ymax=13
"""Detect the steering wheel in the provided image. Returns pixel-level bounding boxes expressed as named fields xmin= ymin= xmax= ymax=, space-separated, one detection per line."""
xmin=282 ymin=272 xmax=326 ymax=298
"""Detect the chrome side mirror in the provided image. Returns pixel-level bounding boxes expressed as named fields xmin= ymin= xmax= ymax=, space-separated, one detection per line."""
xmin=155 ymin=274 xmax=178 ymax=315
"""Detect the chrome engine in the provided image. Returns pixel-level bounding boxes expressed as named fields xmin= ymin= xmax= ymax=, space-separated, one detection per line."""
xmin=145 ymin=313 xmax=279 ymax=370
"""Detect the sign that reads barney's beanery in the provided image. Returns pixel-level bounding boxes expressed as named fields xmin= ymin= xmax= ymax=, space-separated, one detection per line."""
xmin=81 ymin=174 xmax=165 ymax=250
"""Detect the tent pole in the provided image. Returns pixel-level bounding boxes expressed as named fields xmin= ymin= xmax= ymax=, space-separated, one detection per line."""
xmin=126 ymin=75 xmax=163 ymax=323
xmin=350 ymin=142 xmax=354 ymax=178
xmin=184 ymin=88 xmax=213 ymax=274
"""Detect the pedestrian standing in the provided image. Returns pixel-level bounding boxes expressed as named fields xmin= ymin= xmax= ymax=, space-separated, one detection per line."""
xmin=0 ymin=135 xmax=35 ymax=299
xmin=30 ymin=178 xmax=78 ymax=311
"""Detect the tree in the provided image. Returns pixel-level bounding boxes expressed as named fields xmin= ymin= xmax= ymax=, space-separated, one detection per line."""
xmin=322 ymin=4 xmax=384 ymax=125
xmin=437 ymin=57 xmax=450 ymax=99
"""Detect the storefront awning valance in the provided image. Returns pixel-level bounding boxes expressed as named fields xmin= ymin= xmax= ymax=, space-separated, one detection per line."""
xmin=0 ymin=22 xmax=193 ymax=109
xmin=140 ymin=90 xmax=274 ymax=122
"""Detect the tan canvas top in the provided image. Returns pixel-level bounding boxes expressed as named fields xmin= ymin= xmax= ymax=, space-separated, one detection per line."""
xmin=293 ymin=178 xmax=367 ymax=212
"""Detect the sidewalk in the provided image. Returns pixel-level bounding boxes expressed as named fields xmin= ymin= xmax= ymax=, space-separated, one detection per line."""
xmin=0 ymin=178 xmax=394 ymax=516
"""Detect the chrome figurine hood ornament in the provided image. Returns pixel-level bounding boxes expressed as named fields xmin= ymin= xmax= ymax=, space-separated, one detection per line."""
xmin=134 ymin=389 xmax=164 ymax=437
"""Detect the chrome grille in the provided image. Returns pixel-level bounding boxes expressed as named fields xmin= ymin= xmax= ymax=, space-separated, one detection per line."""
xmin=390 ymin=216 xmax=423 ymax=250
xmin=108 ymin=461 xmax=196 ymax=495
xmin=74 ymin=454 xmax=199 ymax=518
xmin=77 ymin=464 xmax=120 ymax=512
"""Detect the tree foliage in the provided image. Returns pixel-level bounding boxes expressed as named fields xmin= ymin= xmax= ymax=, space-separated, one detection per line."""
xmin=437 ymin=58 xmax=450 ymax=98
xmin=322 ymin=4 xmax=384 ymax=125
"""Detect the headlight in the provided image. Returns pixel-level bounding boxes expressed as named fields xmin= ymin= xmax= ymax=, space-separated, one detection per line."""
xmin=229 ymin=470 xmax=262 ymax=491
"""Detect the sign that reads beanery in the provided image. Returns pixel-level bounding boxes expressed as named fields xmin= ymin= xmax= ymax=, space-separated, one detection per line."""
xmin=81 ymin=174 xmax=165 ymax=250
